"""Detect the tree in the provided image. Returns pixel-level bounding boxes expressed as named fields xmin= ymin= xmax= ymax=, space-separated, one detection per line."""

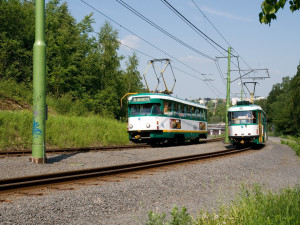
xmin=259 ymin=0 xmax=300 ymax=25
xmin=289 ymin=64 xmax=300 ymax=135
xmin=0 ymin=0 xmax=34 ymax=83
xmin=45 ymin=0 xmax=84 ymax=96
xmin=119 ymin=52 xmax=145 ymax=119
xmin=265 ymin=66 xmax=300 ymax=136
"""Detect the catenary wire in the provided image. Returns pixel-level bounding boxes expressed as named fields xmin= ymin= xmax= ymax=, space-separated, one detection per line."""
xmin=161 ymin=0 xmax=229 ymax=56
xmin=115 ymin=0 xmax=215 ymax=61
xmin=80 ymin=0 xmax=207 ymax=77
xmin=80 ymin=0 xmax=223 ymax=97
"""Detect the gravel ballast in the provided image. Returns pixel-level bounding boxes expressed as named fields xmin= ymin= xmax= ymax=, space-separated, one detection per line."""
xmin=0 ymin=137 xmax=300 ymax=224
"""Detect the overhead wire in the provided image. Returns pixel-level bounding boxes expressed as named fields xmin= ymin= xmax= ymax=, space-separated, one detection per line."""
xmin=191 ymin=0 xmax=232 ymax=48
xmin=160 ymin=0 xmax=245 ymax=97
xmin=80 ymin=0 xmax=207 ymax=77
xmin=115 ymin=0 xmax=215 ymax=61
xmin=161 ymin=0 xmax=228 ymax=56
xmin=115 ymin=0 xmax=223 ymax=97
xmin=191 ymin=0 xmax=256 ymax=84
xmin=120 ymin=42 xmax=222 ymax=97
xmin=80 ymin=0 xmax=223 ymax=97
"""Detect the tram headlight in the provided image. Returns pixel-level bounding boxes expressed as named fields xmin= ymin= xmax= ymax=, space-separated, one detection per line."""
xmin=129 ymin=124 xmax=133 ymax=129
xmin=146 ymin=123 xmax=151 ymax=128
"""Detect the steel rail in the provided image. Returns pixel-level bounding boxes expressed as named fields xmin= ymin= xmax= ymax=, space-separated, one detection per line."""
xmin=0 ymin=145 xmax=247 ymax=192
xmin=0 ymin=144 xmax=150 ymax=156
xmin=0 ymin=138 xmax=225 ymax=157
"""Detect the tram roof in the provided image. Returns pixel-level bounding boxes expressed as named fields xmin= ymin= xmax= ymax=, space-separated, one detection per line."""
xmin=228 ymin=104 xmax=263 ymax=112
xmin=128 ymin=93 xmax=207 ymax=109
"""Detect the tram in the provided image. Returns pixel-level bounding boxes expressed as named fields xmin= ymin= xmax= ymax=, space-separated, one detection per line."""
xmin=228 ymin=101 xmax=267 ymax=145
xmin=127 ymin=93 xmax=208 ymax=144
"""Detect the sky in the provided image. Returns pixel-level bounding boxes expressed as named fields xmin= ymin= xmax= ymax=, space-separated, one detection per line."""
xmin=59 ymin=0 xmax=300 ymax=100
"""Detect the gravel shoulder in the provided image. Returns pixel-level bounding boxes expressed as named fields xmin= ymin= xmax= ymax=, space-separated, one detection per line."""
xmin=0 ymin=140 xmax=300 ymax=225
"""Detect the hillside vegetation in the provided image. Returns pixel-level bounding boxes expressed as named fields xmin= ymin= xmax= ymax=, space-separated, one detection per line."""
xmin=1 ymin=0 xmax=299 ymax=151
xmin=0 ymin=0 xmax=144 ymax=120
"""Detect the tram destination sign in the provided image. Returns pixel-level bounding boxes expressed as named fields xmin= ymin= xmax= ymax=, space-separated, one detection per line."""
xmin=132 ymin=97 xmax=150 ymax=102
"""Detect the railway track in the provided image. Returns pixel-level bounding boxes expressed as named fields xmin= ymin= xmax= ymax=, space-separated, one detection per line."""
xmin=0 ymin=143 xmax=248 ymax=193
xmin=0 ymin=137 xmax=224 ymax=157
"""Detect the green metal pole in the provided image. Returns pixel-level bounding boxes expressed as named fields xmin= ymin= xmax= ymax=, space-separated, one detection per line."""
xmin=30 ymin=0 xmax=47 ymax=163
xmin=225 ymin=47 xmax=231 ymax=144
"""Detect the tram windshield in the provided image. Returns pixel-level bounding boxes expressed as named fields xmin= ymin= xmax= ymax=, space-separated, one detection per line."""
xmin=130 ymin=104 xmax=162 ymax=116
xmin=229 ymin=111 xmax=257 ymax=124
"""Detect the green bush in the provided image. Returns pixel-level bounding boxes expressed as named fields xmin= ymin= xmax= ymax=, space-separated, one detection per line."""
xmin=0 ymin=79 xmax=32 ymax=104
xmin=0 ymin=111 xmax=129 ymax=150
xmin=145 ymin=185 xmax=300 ymax=225
xmin=281 ymin=137 xmax=300 ymax=156
xmin=147 ymin=206 xmax=192 ymax=225
xmin=47 ymin=93 xmax=90 ymax=116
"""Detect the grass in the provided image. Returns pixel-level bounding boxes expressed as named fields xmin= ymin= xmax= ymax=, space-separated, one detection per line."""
xmin=0 ymin=110 xmax=129 ymax=150
xmin=281 ymin=136 xmax=300 ymax=156
xmin=145 ymin=185 xmax=300 ymax=225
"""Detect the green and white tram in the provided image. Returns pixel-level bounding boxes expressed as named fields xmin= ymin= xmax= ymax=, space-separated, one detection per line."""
xmin=228 ymin=101 xmax=267 ymax=145
xmin=127 ymin=93 xmax=208 ymax=144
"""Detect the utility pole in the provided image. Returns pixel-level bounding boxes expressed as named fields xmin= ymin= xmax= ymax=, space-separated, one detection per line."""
xmin=225 ymin=47 xmax=231 ymax=144
xmin=30 ymin=0 xmax=47 ymax=163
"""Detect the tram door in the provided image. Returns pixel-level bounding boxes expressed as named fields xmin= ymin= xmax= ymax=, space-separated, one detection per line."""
xmin=258 ymin=111 xmax=262 ymax=143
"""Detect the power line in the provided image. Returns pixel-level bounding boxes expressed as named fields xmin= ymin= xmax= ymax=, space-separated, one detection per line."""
xmin=120 ymin=42 xmax=223 ymax=97
xmin=114 ymin=0 xmax=224 ymax=97
xmin=161 ymin=0 xmax=229 ymax=56
xmin=191 ymin=0 xmax=232 ymax=48
xmin=115 ymin=0 xmax=215 ymax=61
xmin=80 ymin=0 xmax=224 ymax=97
xmin=80 ymin=0 xmax=208 ymax=77
xmin=214 ymin=59 xmax=226 ymax=87
xmin=191 ymin=0 xmax=258 ymax=81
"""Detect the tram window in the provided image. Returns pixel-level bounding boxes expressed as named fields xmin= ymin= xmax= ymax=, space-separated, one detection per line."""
xmin=173 ymin=103 xmax=179 ymax=116
xmin=186 ymin=106 xmax=190 ymax=118
xmin=152 ymin=104 xmax=162 ymax=115
xmin=164 ymin=101 xmax=172 ymax=115
xmin=200 ymin=109 xmax=204 ymax=120
xmin=179 ymin=104 xmax=185 ymax=117
xmin=230 ymin=111 xmax=257 ymax=124
xmin=191 ymin=107 xmax=195 ymax=119
xmin=252 ymin=111 xmax=257 ymax=123
xmin=195 ymin=109 xmax=199 ymax=119
xmin=130 ymin=104 xmax=152 ymax=116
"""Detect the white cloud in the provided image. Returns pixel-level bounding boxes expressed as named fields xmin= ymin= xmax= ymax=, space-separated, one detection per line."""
xmin=119 ymin=35 xmax=141 ymax=49
xmin=201 ymin=7 xmax=253 ymax=22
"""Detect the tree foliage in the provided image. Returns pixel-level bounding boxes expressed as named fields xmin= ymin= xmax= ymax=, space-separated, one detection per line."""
xmin=255 ymin=64 xmax=300 ymax=136
xmin=207 ymin=100 xmax=226 ymax=123
xmin=259 ymin=0 xmax=300 ymax=25
xmin=0 ymin=0 xmax=34 ymax=83
xmin=0 ymin=0 xmax=145 ymax=119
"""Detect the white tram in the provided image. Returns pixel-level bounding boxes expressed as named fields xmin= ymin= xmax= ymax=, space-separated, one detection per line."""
xmin=228 ymin=101 xmax=267 ymax=145
xmin=127 ymin=93 xmax=208 ymax=144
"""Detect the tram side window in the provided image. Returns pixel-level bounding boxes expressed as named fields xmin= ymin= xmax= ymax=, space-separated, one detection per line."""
xmin=164 ymin=101 xmax=172 ymax=115
xmin=200 ymin=109 xmax=204 ymax=120
xmin=191 ymin=107 xmax=195 ymax=119
xmin=195 ymin=109 xmax=200 ymax=120
xmin=186 ymin=106 xmax=190 ymax=118
xmin=252 ymin=111 xmax=257 ymax=123
xmin=173 ymin=103 xmax=179 ymax=116
xmin=152 ymin=104 xmax=162 ymax=115
xmin=179 ymin=104 xmax=185 ymax=117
